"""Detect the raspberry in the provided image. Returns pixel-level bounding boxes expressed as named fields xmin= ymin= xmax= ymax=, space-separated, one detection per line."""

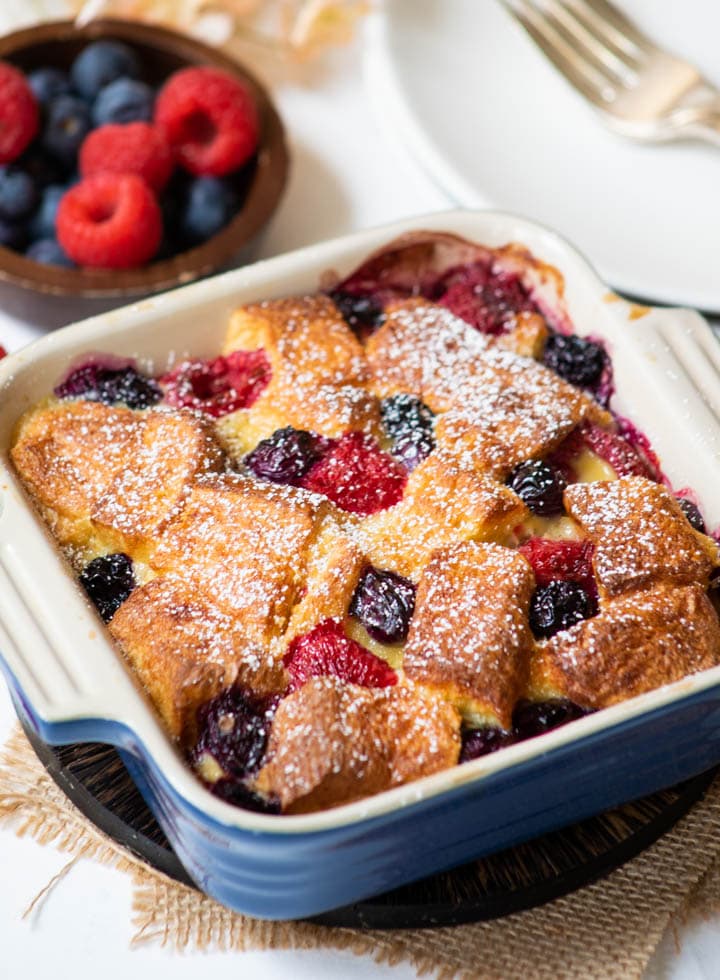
xmin=155 ymin=66 xmax=258 ymax=177
xmin=0 ymin=62 xmax=39 ymax=164
xmin=284 ymin=619 xmax=397 ymax=693
xmin=435 ymin=261 xmax=537 ymax=334
xmin=79 ymin=123 xmax=174 ymax=191
xmin=160 ymin=349 xmax=271 ymax=417
xmin=0 ymin=345 xmax=6 ymax=358
xmin=301 ymin=431 xmax=407 ymax=515
xmin=56 ymin=173 xmax=162 ymax=269
xmin=519 ymin=537 xmax=596 ymax=596
xmin=580 ymin=423 xmax=653 ymax=479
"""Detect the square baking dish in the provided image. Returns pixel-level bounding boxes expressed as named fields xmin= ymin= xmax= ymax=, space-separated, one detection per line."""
xmin=2 ymin=209 xmax=720 ymax=921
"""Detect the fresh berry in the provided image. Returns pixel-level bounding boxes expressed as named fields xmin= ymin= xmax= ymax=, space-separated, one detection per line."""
xmin=27 ymin=67 xmax=71 ymax=107
xmin=0 ymin=167 xmax=37 ymax=221
xmin=677 ymin=496 xmax=706 ymax=534
xmin=80 ymin=122 xmax=174 ymax=192
xmin=328 ymin=289 xmax=385 ymax=338
xmin=28 ymin=183 xmax=66 ymax=239
xmin=0 ymin=345 xmax=5 ymax=358
xmin=160 ymin=349 xmax=271 ymax=417
xmin=70 ymin=41 xmax=141 ymax=100
xmin=519 ymin=537 xmax=596 ymax=596
xmin=349 ymin=566 xmax=416 ymax=644
xmin=41 ymin=95 xmax=91 ymax=167
xmin=0 ymin=62 xmax=39 ymax=164
xmin=512 ymin=698 xmax=589 ymax=739
xmin=245 ymin=426 xmax=332 ymax=485
xmin=380 ymin=393 xmax=435 ymax=471
xmin=580 ymin=423 xmax=652 ymax=479
xmin=460 ymin=727 xmax=516 ymax=762
xmin=178 ymin=175 xmax=239 ymax=245
xmin=155 ymin=66 xmax=259 ymax=177
xmin=543 ymin=331 xmax=606 ymax=388
xmin=507 ymin=459 xmax=566 ymax=515
xmin=92 ymin=77 xmax=155 ymax=127
xmin=284 ymin=619 xmax=397 ymax=693
xmin=54 ymin=360 xmax=162 ymax=409
xmin=209 ymin=777 xmax=280 ymax=814
xmin=301 ymin=431 xmax=407 ymax=515
xmin=435 ymin=261 xmax=537 ymax=335
xmin=192 ymin=687 xmax=276 ymax=779
xmin=26 ymin=237 xmax=74 ymax=267
xmin=79 ymin=552 xmax=135 ymax=622
xmin=529 ymin=580 xmax=596 ymax=639
xmin=0 ymin=218 xmax=26 ymax=250
xmin=57 ymin=172 xmax=162 ymax=269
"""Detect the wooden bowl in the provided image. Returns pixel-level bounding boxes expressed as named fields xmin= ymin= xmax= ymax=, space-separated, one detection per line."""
xmin=0 ymin=19 xmax=289 ymax=298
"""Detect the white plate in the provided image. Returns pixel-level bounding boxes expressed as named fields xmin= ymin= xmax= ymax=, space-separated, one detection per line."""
xmin=367 ymin=0 xmax=720 ymax=311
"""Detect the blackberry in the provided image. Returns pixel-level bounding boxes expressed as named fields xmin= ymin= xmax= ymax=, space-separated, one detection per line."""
xmin=529 ymin=580 xmax=596 ymax=639
xmin=245 ymin=426 xmax=331 ymax=486
xmin=191 ymin=688 xmax=276 ymax=780
xmin=512 ymin=698 xmax=589 ymax=739
xmin=380 ymin=393 xmax=435 ymax=470
xmin=328 ymin=289 xmax=384 ymax=337
xmin=209 ymin=777 xmax=280 ymax=814
xmin=507 ymin=459 xmax=566 ymax=516
xmin=349 ymin=566 xmax=416 ymax=644
xmin=677 ymin=496 xmax=706 ymax=534
xmin=54 ymin=361 xmax=162 ymax=410
xmin=79 ymin=553 xmax=135 ymax=622
xmin=543 ymin=332 xmax=606 ymax=388
xmin=460 ymin=727 xmax=515 ymax=763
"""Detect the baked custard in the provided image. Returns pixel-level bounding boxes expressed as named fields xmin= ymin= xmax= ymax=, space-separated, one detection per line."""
xmin=11 ymin=231 xmax=720 ymax=815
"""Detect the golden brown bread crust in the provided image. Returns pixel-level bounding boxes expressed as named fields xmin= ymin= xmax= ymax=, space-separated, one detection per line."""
xmin=109 ymin=578 xmax=286 ymax=744
xmin=253 ymin=676 xmax=461 ymax=813
xmin=404 ymin=541 xmax=535 ymax=729
xmin=529 ymin=584 xmax=720 ymax=709
xmin=564 ymin=478 xmax=719 ymax=596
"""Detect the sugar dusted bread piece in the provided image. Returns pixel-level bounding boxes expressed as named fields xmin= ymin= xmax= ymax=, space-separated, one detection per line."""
xmin=564 ymin=478 xmax=719 ymax=596
xmin=355 ymin=450 xmax=527 ymax=580
xmin=495 ymin=311 xmax=549 ymax=359
xmin=11 ymin=401 xmax=222 ymax=559
xmin=530 ymin=584 xmax=720 ymax=709
xmin=253 ymin=676 xmax=461 ymax=814
xmin=109 ymin=578 xmax=286 ymax=744
xmin=403 ymin=541 xmax=535 ymax=729
xmin=150 ymin=474 xmax=334 ymax=643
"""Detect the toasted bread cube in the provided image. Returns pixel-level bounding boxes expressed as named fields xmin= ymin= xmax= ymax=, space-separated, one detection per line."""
xmin=254 ymin=676 xmax=460 ymax=813
xmin=529 ymin=584 xmax=720 ymax=709
xmin=404 ymin=541 xmax=535 ymax=729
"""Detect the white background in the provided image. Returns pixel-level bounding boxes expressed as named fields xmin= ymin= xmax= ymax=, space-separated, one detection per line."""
xmin=0 ymin=6 xmax=718 ymax=978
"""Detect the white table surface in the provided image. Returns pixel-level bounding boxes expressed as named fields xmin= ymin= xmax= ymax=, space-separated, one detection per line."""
xmin=0 ymin=11 xmax=719 ymax=979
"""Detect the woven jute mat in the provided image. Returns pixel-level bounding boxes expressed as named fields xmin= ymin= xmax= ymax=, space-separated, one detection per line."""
xmin=2 ymin=724 xmax=720 ymax=980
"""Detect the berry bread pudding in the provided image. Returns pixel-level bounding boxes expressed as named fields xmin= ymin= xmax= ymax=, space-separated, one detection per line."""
xmin=10 ymin=230 xmax=720 ymax=816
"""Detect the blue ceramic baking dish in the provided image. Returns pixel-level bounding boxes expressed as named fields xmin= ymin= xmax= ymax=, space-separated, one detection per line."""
xmin=2 ymin=210 xmax=720 ymax=920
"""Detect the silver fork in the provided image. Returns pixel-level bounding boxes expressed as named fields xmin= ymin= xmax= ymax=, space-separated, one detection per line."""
xmin=502 ymin=0 xmax=720 ymax=146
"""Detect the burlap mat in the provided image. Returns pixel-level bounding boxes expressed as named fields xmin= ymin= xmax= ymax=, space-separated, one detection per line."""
xmin=2 ymin=724 xmax=720 ymax=979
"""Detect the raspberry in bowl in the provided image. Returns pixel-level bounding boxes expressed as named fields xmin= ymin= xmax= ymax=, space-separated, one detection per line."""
xmin=0 ymin=19 xmax=288 ymax=297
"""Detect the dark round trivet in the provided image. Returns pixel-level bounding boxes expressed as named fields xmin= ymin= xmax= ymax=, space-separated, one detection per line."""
xmin=21 ymin=722 xmax=717 ymax=931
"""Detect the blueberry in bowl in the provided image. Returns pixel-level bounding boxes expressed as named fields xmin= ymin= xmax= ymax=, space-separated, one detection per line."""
xmin=0 ymin=19 xmax=288 ymax=298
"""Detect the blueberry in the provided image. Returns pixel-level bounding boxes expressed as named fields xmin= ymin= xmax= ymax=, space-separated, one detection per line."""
xmin=0 ymin=218 xmax=27 ymax=250
xmin=54 ymin=362 xmax=162 ymax=409
xmin=529 ymin=580 xmax=596 ymax=639
xmin=18 ymin=147 xmax=69 ymax=188
xmin=27 ymin=67 xmax=72 ymax=106
xmin=460 ymin=727 xmax=516 ymax=763
xmin=179 ymin=176 xmax=239 ymax=246
xmin=70 ymin=40 xmax=141 ymax=100
xmin=29 ymin=184 xmax=65 ymax=239
xmin=191 ymin=688 xmax=276 ymax=780
xmin=79 ymin=553 xmax=135 ymax=622
xmin=41 ymin=95 xmax=91 ymax=166
xmin=91 ymin=77 xmax=155 ymax=126
xmin=543 ymin=331 xmax=606 ymax=388
xmin=507 ymin=459 xmax=566 ymax=516
xmin=245 ymin=426 xmax=330 ymax=485
xmin=677 ymin=496 xmax=706 ymax=534
xmin=512 ymin=698 xmax=589 ymax=739
xmin=349 ymin=565 xmax=416 ymax=644
xmin=0 ymin=168 xmax=38 ymax=221
xmin=329 ymin=289 xmax=385 ymax=337
xmin=26 ymin=238 xmax=74 ymax=267
xmin=380 ymin=393 xmax=435 ymax=470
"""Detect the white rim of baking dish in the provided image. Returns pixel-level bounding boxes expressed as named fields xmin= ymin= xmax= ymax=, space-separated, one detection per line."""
xmin=1 ymin=207 xmax=720 ymax=836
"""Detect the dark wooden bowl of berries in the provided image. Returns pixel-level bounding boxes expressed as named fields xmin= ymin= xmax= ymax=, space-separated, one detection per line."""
xmin=0 ymin=18 xmax=288 ymax=297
